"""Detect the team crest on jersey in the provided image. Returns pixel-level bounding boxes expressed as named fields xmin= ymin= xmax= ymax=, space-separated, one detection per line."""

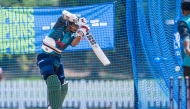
xmin=66 ymin=38 xmax=69 ymax=41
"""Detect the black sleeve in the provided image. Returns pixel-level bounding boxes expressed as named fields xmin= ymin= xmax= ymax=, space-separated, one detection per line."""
xmin=178 ymin=21 xmax=190 ymax=41
xmin=53 ymin=16 xmax=67 ymax=29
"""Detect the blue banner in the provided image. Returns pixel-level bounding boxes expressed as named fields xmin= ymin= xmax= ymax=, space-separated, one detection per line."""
xmin=0 ymin=3 xmax=115 ymax=54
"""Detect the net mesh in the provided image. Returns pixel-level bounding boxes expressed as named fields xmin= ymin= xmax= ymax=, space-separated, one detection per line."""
xmin=0 ymin=0 xmax=134 ymax=109
xmin=0 ymin=1 xmax=131 ymax=79
xmin=127 ymin=0 xmax=185 ymax=108
xmin=0 ymin=0 xmax=186 ymax=109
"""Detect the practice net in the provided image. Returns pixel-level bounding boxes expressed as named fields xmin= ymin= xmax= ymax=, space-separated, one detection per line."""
xmin=0 ymin=0 xmax=185 ymax=109
xmin=127 ymin=0 xmax=185 ymax=109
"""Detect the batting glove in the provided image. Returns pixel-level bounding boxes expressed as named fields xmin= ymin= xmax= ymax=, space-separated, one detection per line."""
xmin=76 ymin=25 xmax=90 ymax=38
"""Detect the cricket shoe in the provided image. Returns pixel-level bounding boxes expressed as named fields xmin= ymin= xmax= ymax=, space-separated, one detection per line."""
xmin=47 ymin=105 xmax=51 ymax=109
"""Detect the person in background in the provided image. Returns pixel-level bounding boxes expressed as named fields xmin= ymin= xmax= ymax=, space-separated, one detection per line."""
xmin=177 ymin=0 xmax=190 ymax=107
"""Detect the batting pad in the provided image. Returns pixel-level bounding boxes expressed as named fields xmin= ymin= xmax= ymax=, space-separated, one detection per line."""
xmin=61 ymin=81 xmax=68 ymax=104
xmin=47 ymin=75 xmax=62 ymax=109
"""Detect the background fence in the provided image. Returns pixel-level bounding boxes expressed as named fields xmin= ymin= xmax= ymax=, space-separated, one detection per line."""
xmin=0 ymin=79 xmax=171 ymax=109
xmin=0 ymin=0 xmax=185 ymax=109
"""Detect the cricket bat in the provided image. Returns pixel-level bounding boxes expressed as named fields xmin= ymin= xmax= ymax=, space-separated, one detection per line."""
xmin=86 ymin=33 xmax=111 ymax=66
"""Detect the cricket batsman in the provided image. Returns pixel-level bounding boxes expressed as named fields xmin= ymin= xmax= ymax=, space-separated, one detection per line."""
xmin=36 ymin=10 xmax=90 ymax=109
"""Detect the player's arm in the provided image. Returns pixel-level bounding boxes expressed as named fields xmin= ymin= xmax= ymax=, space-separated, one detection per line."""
xmin=178 ymin=21 xmax=190 ymax=56
xmin=52 ymin=10 xmax=74 ymax=29
xmin=71 ymin=25 xmax=90 ymax=46
xmin=71 ymin=36 xmax=81 ymax=46
xmin=52 ymin=16 xmax=67 ymax=29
